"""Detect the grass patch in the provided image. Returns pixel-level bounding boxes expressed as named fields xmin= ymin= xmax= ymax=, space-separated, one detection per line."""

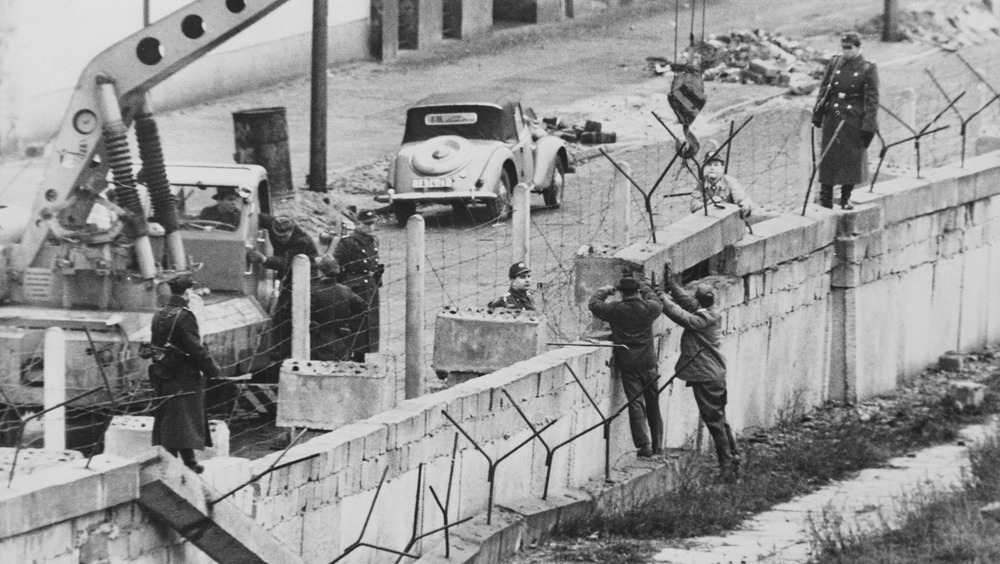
xmin=555 ymin=361 xmax=997 ymax=543
xmin=810 ymin=432 xmax=1000 ymax=563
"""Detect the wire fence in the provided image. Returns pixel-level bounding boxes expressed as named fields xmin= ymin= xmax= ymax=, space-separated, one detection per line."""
xmin=3 ymin=42 xmax=999 ymax=464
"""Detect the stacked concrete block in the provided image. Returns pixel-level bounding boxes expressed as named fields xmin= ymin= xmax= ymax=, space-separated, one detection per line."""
xmin=103 ymin=415 xmax=229 ymax=460
xmin=573 ymin=244 xmax=635 ymax=304
xmin=432 ymin=306 xmax=546 ymax=376
xmin=276 ymin=358 xmax=395 ymax=431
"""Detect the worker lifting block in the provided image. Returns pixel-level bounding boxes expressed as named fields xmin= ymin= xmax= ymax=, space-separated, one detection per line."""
xmin=276 ymin=358 xmax=395 ymax=431
xmin=432 ymin=306 xmax=546 ymax=384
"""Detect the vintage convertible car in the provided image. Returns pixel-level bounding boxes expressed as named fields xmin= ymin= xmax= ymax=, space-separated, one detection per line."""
xmin=376 ymin=91 xmax=571 ymax=224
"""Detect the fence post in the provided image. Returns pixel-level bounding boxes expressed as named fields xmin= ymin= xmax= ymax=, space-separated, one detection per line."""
xmin=406 ymin=215 xmax=425 ymax=399
xmin=612 ymin=160 xmax=631 ymax=248
xmin=43 ymin=327 xmax=66 ymax=450
xmin=291 ymin=254 xmax=312 ymax=359
xmin=511 ymin=183 xmax=530 ymax=264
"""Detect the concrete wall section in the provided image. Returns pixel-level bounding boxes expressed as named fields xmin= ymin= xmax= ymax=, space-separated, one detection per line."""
xmin=9 ymin=153 xmax=1000 ymax=562
xmin=461 ymin=0 xmax=495 ymax=38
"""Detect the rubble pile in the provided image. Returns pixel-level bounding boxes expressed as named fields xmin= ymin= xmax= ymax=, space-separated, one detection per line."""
xmin=648 ymin=30 xmax=829 ymax=95
xmin=881 ymin=1 xmax=1000 ymax=51
xmin=535 ymin=116 xmax=618 ymax=145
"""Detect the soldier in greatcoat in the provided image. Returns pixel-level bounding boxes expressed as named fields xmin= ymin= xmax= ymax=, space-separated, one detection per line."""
xmin=334 ymin=209 xmax=383 ymax=362
xmin=812 ymin=31 xmax=880 ymax=210
xmin=147 ymin=274 xmax=219 ymax=474
xmin=247 ymin=215 xmax=319 ymax=359
xmin=310 ymin=256 xmax=367 ymax=361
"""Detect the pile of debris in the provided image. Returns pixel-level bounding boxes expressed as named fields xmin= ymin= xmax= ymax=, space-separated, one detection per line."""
xmin=876 ymin=1 xmax=1000 ymax=51
xmin=535 ymin=117 xmax=618 ymax=145
xmin=648 ymin=29 xmax=830 ymax=95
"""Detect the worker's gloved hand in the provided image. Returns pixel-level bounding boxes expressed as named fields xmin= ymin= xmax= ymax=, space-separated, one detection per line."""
xmin=861 ymin=130 xmax=875 ymax=148
xmin=711 ymin=195 xmax=724 ymax=205
xmin=598 ymin=285 xmax=616 ymax=295
xmin=739 ymin=202 xmax=753 ymax=219
xmin=811 ymin=113 xmax=823 ymax=128
xmin=246 ymin=249 xmax=266 ymax=264
xmin=662 ymin=264 xmax=674 ymax=291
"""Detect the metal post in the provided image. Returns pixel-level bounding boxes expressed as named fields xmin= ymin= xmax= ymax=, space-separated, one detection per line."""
xmin=382 ymin=0 xmax=399 ymax=62
xmin=43 ymin=327 xmax=66 ymax=450
xmin=405 ymin=215 xmax=425 ymax=398
xmin=308 ymin=0 xmax=328 ymax=192
xmin=611 ymin=160 xmax=631 ymax=248
xmin=899 ymin=88 xmax=916 ymax=170
xmin=233 ymin=108 xmax=294 ymax=199
xmin=291 ymin=254 xmax=311 ymax=359
xmin=511 ymin=183 xmax=530 ymax=264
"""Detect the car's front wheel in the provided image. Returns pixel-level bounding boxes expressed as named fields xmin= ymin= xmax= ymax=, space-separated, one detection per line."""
xmin=393 ymin=201 xmax=417 ymax=225
xmin=543 ymin=159 xmax=566 ymax=208
xmin=485 ymin=168 xmax=513 ymax=222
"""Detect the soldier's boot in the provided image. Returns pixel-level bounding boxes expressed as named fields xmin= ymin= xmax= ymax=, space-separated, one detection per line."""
xmin=819 ymin=184 xmax=834 ymax=209
xmin=840 ymin=184 xmax=855 ymax=210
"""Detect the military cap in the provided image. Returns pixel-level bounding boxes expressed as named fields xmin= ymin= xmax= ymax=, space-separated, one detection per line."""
xmin=357 ymin=209 xmax=378 ymax=224
xmin=840 ymin=32 xmax=861 ymax=47
xmin=704 ymin=154 xmax=725 ymax=166
xmin=508 ymin=262 xmax=531 ymax=279
xmin=166 ymin=273 xmax=195 ymax=293
xmin=272 ymin=216 xmax=296 ymax=235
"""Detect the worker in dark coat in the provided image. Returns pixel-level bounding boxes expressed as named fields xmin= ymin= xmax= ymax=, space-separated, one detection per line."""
xmin=588 ymin=275 xmax=664 ymax=458
xmin=812 ymin=31 xmax=880 ymax=210
xmin=311 ymin=256 xmax=367 ymax=361
xmin=334 ymin=209 xmax=383 ymax=362
xmin=487 ymin=262 xmax=536 ymax=311
xmin=659 ymin=266 xmax=740 ymax=482
xmin=248 ymin=215 xmax=319 ymax=359
xmin=147 ymin=274 xmax=219 ymax=474
xmin=196 ymin=186 xmax=243 ymax=228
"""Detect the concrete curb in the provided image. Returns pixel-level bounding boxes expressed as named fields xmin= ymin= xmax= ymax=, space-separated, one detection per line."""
xmin=414 ymin=453 xmax=689 ymax=564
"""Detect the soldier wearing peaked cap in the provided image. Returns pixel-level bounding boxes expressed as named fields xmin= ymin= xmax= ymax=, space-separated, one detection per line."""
xmin=247 ymin=214 xmax=319 ymax=359
xmin=588 ymin=273 xmax=664 ymax=459
xmin=147 ymin=273 xmax=218 ymax=474
xmin=488 ymin=262 xmax=536 ymax=311
xmin=812 ymin=31 xmax=880 ymax=210
xmin=334 ymin=208 xmax=383 ymax=362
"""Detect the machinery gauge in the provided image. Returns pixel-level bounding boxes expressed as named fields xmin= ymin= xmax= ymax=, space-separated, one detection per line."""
xmin=72 ymin=109 xmax=98 ymax=134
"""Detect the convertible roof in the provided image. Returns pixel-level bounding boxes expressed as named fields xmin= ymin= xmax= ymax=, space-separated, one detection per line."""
xmin=412 ymin=90 xmax=522 ymax=113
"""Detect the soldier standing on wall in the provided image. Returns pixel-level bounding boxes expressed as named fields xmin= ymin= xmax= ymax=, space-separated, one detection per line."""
xmin=146 ymin=274 xmax=219 ymax=474
xmin=310 ymin=256 xmax=367 ymax=361
xmin=334 ymin=209 xmax=384 ymax=362
xmin=812 ymin=31 xmax=880 ymax=210
xmin=487 ymin=262 xmax=536 ymax=311
xmin=588 ymin=273 xmax=665 ymax=458
xmin=247 ymin=215 xmax=319 ymax=359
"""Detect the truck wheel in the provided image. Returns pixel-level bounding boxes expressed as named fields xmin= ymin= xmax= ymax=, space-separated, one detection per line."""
xmin=486 ymin=169 xmax=512 ymax=221
xmin=543 ymin=159 xmax=566 ymax=208
xmin=394 ymin=202 xmax=416 ymax=225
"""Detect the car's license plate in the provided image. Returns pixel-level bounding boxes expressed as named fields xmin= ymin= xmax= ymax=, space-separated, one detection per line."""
xmin=412 ymin=177 xmax=453 ymax=189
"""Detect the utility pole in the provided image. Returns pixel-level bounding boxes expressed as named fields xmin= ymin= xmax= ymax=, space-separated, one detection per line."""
xmin=308 ymin=0 xmax=329 ymax=192
xmin=883 ymin=0 xmax=904 ymax=42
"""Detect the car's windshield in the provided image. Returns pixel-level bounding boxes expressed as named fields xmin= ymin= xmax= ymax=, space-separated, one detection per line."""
xmin=403 ymin=105 xmax=516 ymax=143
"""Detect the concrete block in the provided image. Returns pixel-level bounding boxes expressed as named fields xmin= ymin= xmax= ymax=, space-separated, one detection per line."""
xmin=432 ymin=308 xmax=547 ymax=376
xmin=276 ymin=359 xmax=393 ymax=431
xmin=939 ymin=353 xmax=967 ymax=372
xmin=721 ymin=234 xmax=765 ymax=275
xmin=837 ymin=204 xmax=884 ymax=235
xmin=643 ymin=204 xmax=744 ymax=271
xmin=572 ymin=245 xmax=635 ymax=305
xmin=948 ymin=380 xmax=986 ymax=409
